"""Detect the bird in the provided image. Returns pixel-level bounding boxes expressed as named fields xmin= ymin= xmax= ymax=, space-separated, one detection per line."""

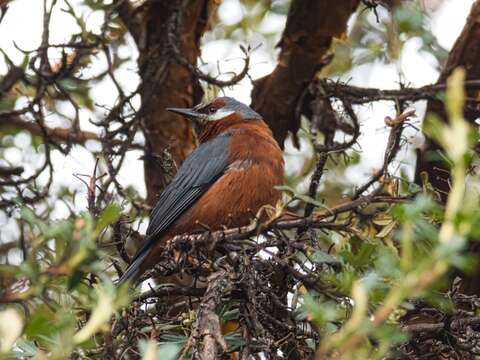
xmin=118 ymin=96 xmax=284 ymax=285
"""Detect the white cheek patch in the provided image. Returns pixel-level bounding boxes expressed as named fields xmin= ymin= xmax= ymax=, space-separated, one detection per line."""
xmin=207 ymin=109 xmax=235 ymax=121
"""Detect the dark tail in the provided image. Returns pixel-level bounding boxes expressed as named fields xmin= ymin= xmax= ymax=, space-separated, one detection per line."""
xmin=117 ymin=250 xmax=149 ymax=286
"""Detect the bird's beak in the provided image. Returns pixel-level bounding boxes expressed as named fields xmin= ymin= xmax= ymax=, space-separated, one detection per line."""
xmin=166 ymin=107 xmax=204 ymax=122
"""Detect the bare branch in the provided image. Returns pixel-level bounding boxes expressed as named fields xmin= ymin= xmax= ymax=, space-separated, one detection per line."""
xmin=0 ymin=166 xmax=24 ymax=177
xmin=181 ymin=270 xmax=232 ymax=360
xmin=112 ymin=0 xmax=144 ymax=45
xmin=0 ymin=63 xmax=23 ymax=94
xmin=318 ymin=79 xmax=480 ymax=104
xmin=182 ymin=45 xmax=252 ymax=87
xmin=251 ymin=0 xmax=361 ymax=146
xmin=0 ymin=115 xmax=142 ymax=149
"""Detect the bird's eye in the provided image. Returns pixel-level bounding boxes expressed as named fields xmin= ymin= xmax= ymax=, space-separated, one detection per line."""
xmin=208 ymin=107 xmax=217 ymax=113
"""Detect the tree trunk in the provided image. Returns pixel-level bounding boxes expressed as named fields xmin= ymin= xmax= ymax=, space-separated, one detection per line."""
xmin=251 ymin=0 xmax=361 ymax=147
xmin=413 ymin=0 xmax=480 ymax=295
xmin=140 ymin=1 xmax=215 ymax=205
xmin=414 ymin=0 xmax=480 ymax=203
xmin=116 ymin=0 xmax=215 ymax=205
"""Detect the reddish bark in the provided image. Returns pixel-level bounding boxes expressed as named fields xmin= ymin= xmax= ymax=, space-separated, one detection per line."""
xmin=141 ymin=2 xmax=216 ymax=205
xmin=415 ymin=0 xmax=480 ymax=203
xmin=410 ymin=0 xmax=480 ymax=296
xmin=116 ymin=1 xmax=215 ymax=205
xmin=251 ymin=0 xmax=361 ymax=147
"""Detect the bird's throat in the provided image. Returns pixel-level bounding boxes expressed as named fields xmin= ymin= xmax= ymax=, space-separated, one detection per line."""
xmin=197 ymin=116 xmax=244 ymax=143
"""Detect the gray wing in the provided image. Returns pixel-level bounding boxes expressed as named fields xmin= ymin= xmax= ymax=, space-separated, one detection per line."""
xmin=118 ymin=134 xmax=231 ymax=284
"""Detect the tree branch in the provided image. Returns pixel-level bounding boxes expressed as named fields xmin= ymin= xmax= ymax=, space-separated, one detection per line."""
xmin=251 ymin=0 xmax=361 ymax=147
xmin=0 ymin=165 xmax=24 ymax=177
xmin=136 ymin=286 xmax=206 ymax=302
xmin=318 ymin=79 xmax=480 ymax=104
xmin=162 ymin=194 xmax=408 ymax=252
xmin=112 ymin=0 xmax=144 ymax=45
xmin=0 ymin=63 xmax=23 ymax=94
xmin=181 ymin=270 xmax=232 ymax=360
xmin=0 ymin=115 xmax=142 ymax=149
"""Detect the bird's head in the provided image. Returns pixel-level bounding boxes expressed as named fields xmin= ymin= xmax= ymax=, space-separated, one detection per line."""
xmin=167 ymin=97 xmax=261 ymax=126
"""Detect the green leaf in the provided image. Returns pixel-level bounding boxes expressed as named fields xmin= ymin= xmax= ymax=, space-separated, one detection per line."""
xmin=298 ymin=293 xmax=338 ymax=328
xmin=295 ymin=194 xmax=324 ymax=208
xmin=10 ymin=339 xmax=38 ymax=358
xmin=376 ymin=221 xmax=397 ymax=239
xmin=25 ymin=309 xmax=53 ymax=338
xmin=224 ymin=331 xmax=245 ymax=349
xmin=140 ymin=340 xmax=181 ymax=360
xmin=95 ymin=204 xmax=122 ymax=234
xmin=44 ymin=220 xmax=73 ymax=241
xmin=159 ymin=334 xmax=187 ymax=346
xmin=274 ymin=184 xmax=297 ymax=195
xmin=341 ymin=241 xmax=377 ymax=270
xmin=73 ymin=280 xmax=129 ymax=344
xmin=311 ymin=250 xmax=342 ymax=267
